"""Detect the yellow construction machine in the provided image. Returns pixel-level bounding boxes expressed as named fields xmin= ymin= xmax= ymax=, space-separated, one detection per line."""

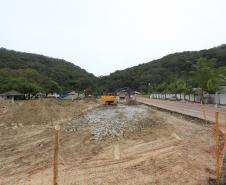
xmin=98 ymin=95 xmax=117 ymax=105
xmin=98 ymin=87 xmax=135 ymax=105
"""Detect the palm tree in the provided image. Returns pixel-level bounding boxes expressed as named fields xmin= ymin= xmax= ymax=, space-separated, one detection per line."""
xmin=192 ymin=57 xmax=226 ymax=103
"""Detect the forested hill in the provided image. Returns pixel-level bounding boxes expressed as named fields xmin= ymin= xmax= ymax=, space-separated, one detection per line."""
xmin=99 ymin=44 xmax=226 ymax=92
xmin=1 ymin=44 xmax=226 ymax=95
xmin=0 ymin=48 xmax=97 ymax=94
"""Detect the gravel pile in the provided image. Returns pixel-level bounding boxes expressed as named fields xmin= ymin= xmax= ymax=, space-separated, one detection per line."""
xmin=66 ymin=104 xmax=150 ymax=139
xmin=87 ymin=118 xmax=125 ymax=139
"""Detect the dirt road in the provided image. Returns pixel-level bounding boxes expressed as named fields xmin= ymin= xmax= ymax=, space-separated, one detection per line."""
xmin=0 ymin=99 xmax=216 ymax=185
xmin=137 ymin=97 xmax=226 ymax=133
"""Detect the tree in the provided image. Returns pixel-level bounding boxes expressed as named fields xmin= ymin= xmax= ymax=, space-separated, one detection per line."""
xmin=184 ymin=80 xmax=194 ymax=101
xmin=43 ymin=80 xmax=62 ymax=95
xmin=156 ymin=83 xmax=168 ymax=99
xmin=192 ymin=57 xmax=226 ymax=100
xmin=0 ymin=77 xmax=42 ymax=98
xmin=167 ymin=82 xmax=177 ymax=95
xmin=0 ymin=48 xmax=97 ymax=93
xmin=192 ymin=58 xmax=220 ymax=99
xmin=175 ymin=80 xmax=187 ymax=100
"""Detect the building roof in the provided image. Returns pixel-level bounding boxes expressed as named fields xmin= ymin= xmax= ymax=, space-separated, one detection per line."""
xmin=0 ymin=90 xmax=23 ymax=96
xmin=134 ymin=91 xmax=141 ymax=94
xmin=68 ymin=91 xmax=78 ymax=95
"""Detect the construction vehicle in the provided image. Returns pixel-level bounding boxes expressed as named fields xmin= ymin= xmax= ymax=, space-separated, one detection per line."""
xmin=117 ymin=87 xmax=131 ymax=99
xmin=99 ymin=95 xmax=117 ymax=105
xmin=98 ymin=87 xmax=132 ymax=105
xmin=117 ymin=87 xmax=137 ymax=105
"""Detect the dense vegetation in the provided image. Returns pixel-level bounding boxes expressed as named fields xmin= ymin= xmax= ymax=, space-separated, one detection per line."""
xmin=1 ymin=44 xmax=226 ymax=97
xmin=99 ymin=44 xmax=226 ymax=95
xmin=0 ymin=48 xmax=97 ymax=95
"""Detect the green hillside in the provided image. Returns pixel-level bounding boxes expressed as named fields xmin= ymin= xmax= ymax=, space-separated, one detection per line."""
xmin=1 ymin=44 xmax=226 ymax=96
xmin=0 ymin=48 xmax=97 ymax=94
xmin=99 ymin=44 xmax=226 ymax=93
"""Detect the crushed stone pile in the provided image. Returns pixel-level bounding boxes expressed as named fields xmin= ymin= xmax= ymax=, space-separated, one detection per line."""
xmin=67 ymin=104 xmax=150 ymax=139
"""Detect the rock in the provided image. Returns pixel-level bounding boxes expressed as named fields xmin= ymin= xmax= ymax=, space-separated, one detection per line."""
xmin=12 ymin=125 xmax=18 ymax=129
xmin=66 ymin=104 xmax=150 ymax=140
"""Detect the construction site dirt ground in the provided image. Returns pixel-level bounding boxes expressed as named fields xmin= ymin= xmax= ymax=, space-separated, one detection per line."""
xmin=0 ymin=99 xmax=216 ymax=185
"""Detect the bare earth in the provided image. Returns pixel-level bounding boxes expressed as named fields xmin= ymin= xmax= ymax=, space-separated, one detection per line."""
xmin=0 ymin=99 xmax=216 ymax=185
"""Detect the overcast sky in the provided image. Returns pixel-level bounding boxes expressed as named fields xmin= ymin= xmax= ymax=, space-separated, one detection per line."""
xmin=1 ymin=0 xmax=226 ymax=76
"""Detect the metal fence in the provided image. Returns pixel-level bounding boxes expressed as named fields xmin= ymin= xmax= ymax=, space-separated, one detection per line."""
xmin=150 ymin=93 xmax=226 ymax=105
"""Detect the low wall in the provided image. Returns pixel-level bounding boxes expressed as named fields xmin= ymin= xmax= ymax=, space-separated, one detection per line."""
xmin=150 ymin=93 xmax=226 ymax=105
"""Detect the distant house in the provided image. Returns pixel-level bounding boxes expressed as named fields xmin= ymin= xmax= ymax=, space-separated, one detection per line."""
xmin=47 ymin=92 xmax=60 ymax=98
xmin=68 ymin=91 xmax=78 ymax=96
xmin=59 ymin=91 xmax=81 ymax=100
xmin=67 ymin=91 xmax=79 ymax=100
xmin=36 ymin=92 xmax=45 ymax=98
xmin=0 ymin=90 xmax=24 ymax=101
xmin=132 ymin=91 xmax=141 ymax=95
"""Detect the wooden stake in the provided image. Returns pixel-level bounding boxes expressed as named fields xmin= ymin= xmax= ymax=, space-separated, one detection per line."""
xmin=53 ymin=125 xmax=60 ymax=185
xmin=225 ymin=113 xmax=226 ymax=145
xmin=28 ymin=169 xmax=32 ymax=185
xmin=216 ymin=112 xmax=220 ymax=185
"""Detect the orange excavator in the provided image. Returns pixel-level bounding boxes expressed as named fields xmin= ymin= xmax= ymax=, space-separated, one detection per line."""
xmin=99 ymin=95 xmax=117 ymax=105
xmin=98 ymin=87 xmax=132 ymax=105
